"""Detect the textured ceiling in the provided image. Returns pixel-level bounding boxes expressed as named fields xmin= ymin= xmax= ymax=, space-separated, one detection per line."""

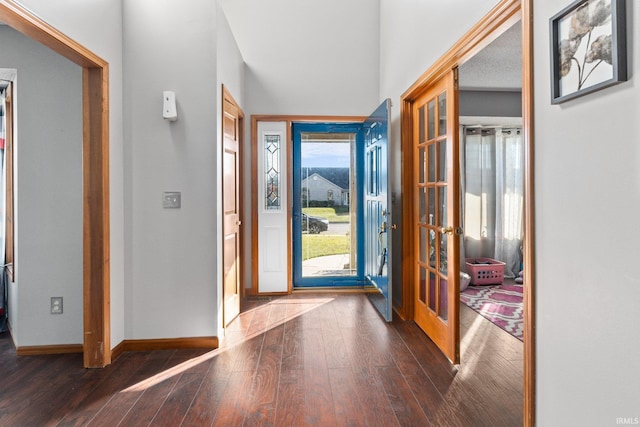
xmin=458 ymin=21 xmax=522 ymax=91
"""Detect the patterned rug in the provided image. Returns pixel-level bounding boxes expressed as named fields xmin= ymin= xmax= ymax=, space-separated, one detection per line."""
xmin=460 ymin=283 xmax=523 ymax=341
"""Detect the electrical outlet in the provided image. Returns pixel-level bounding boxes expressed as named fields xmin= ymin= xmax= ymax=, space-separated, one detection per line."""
xmin=51 ymin=297 xmax=63 ymax=314
xmin=163 ymin=192 xmax=181 ymax=208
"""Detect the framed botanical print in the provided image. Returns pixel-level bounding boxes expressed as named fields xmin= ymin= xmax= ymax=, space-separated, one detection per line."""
xmin=550 ymin=0 xmax=627 ymax=104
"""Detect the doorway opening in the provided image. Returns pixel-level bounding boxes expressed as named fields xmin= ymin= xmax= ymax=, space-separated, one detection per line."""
xmin=400 ymin=0 xmax=534 ymax=424
xmin=0 ymin=3 xmax=110 ymax=368
xmin=251 ymin=101 xmax=393 ymax=321
xmin=292 ymin=122 xmax=364 ymax=287
xmin=457 ymin=17 xmax=525 ymax=343
xmin=299 ymin=131 xmax=357 ymax=277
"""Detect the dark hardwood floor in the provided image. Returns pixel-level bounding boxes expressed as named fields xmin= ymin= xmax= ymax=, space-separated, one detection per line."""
xmin=0 ymin=294 xmax=523 ymax=426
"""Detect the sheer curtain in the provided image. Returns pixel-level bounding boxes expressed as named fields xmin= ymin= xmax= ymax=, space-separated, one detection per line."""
xmin=462 ymin=127 xmax=524 ymax=278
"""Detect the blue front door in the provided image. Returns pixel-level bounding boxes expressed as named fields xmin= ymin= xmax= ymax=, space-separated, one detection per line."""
xmin=364 ymin=100 xmax=393 ymax=321
xmin=292 ymin=122 xmax=365 ymax=287
xmin=291 ymin=101 xmax=393 ymax=322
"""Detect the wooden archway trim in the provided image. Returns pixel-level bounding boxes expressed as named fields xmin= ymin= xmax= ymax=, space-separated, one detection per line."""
xmin=399 ymin=0 xmax=534 ymax=425
xmin=0 ymin=0 xmax=110 ymax=368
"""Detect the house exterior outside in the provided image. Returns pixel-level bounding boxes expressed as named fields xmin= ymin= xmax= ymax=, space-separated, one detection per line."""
xmin=300 ymin=168 xmax=350 ymax=206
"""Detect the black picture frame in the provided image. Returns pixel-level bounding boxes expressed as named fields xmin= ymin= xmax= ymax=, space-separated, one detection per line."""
xmin=550 ymin=0 xmax=627 ymax=104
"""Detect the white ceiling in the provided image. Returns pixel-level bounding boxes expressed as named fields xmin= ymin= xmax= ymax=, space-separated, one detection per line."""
xmin=458 ymin=21 xmax=522 ymax=91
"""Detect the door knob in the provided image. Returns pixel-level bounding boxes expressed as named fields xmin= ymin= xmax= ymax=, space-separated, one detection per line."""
xmin=236 ymin=220 xmax=242 ymax=226
xmin=441 ymin=226 xmax=462 ymax=235
xmin=381 ymin=222 xmax=397 ymax=232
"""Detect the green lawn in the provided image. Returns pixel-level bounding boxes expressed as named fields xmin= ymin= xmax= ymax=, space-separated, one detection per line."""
xmin=301 ymin=235 xmax=350 ymax=261
xmin=302 ymin=206 xmax=350 ymax=223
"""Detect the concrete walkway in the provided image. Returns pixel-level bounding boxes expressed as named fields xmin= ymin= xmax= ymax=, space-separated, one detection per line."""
xmin=302 ymin=253 xmax=354 ymax=276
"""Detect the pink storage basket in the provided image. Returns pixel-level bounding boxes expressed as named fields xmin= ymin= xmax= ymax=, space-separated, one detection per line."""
xmin=465 ymin=258 xmax=505 ymax=285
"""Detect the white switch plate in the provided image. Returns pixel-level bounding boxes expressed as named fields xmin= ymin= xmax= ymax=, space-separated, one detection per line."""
xmin=163 ymin=192 xmax=181 ymax=208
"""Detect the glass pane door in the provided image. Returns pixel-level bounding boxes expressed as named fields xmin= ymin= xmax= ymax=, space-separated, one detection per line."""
xmin=412 ymin=70 xmax=460 ymax=364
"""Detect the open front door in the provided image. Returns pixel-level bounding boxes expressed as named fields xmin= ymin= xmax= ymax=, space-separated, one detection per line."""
xmin=364 ymin=99 xmax=393 ymax=321
xmin=412 ymin=71 xmax=461 ymax=363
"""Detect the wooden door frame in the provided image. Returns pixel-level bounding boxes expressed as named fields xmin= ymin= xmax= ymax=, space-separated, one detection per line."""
xmin=221 ymin=85 xmax=244 ymax=326
xmin=0 ymin=1 xmax=110 ymax=368
xmin=399 ymin=0 xmax=535 ymax=425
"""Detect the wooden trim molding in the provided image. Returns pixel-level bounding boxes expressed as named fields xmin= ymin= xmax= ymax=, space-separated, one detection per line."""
xmin=4 ymin=83 xmax=15 ymax=282
xmin=118 ymin=337 xmax=219 ymax=352
xmin=399 ymin=0 xmax=535 ymax=425
xmin=0 ymin=1 xmax=105 ymax=68
xmin=110 ymin=340 xmax=127 ymax=362
xmin=401 ymin=1 xmax=521 ymax=102
xmin=0 ymin=0 xmax=111 ymax=368
xmin=16 ymin=344 xmax=84 ymax=356
xmin=521 ymin=0 xmax=536 ymax=425
xmin=249 ymin=116 xmax=259 ymax=296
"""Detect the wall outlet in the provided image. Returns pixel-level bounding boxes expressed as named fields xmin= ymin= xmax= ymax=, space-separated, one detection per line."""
xmin=51 ymin=297 xmax=63 ymax=314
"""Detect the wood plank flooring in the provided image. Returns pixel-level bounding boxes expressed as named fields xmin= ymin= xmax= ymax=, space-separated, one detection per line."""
xmin=0 ymin=294 xmax=523 ymax=426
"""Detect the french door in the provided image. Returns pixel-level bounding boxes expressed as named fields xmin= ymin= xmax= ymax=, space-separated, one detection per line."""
xmin=412 ymin=71 xmax=461 ymax=363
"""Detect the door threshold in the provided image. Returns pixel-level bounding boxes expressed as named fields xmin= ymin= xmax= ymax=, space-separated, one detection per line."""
xmin=292 ymin=286 xmax=380 ymax=294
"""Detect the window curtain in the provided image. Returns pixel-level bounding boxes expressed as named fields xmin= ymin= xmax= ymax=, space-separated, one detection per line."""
xmin=462 ymin=127 xmax=524 ymax=278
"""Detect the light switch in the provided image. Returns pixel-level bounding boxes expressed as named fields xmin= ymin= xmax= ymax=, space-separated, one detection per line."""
xmin=163 ymin=192 xmax=181 ymax=208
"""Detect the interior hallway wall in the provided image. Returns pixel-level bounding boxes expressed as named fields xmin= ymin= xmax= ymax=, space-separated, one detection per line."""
xmin=16 ymin=0 xmax=126 ymax=347
xmin=533 ymin=0 xmax=640 ymax=424
xmin=0 ymin=26 xmax=82 ymax=346
xmin=123 ymin=0 xmax=220 ymax=339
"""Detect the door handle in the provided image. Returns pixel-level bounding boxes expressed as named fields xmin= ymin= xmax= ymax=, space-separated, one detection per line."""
xmin=381 ymin=222 xmax=397 ymax=232
xmin=441 ymin=226 xmax=462 ymax=235
xmin=236 ymin=220 xmax=242 ymax=226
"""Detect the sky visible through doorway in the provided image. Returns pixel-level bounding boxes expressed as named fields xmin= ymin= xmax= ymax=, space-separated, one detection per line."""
xmin=302 ymin=142 xmax=350 ymax=168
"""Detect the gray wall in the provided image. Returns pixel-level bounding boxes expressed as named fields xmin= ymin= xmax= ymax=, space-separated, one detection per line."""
xmin=0 ymin=26 xmax=82 ymax=346
xmin=18 ymin=0 xmax=126 ymax=347
xmin=123 ymin=0 xmax=220 ymax=339
xmin=533 ymin=0 xmax=640 ymax=424
xmin=459 ymin=90 xmax=522 ymax=117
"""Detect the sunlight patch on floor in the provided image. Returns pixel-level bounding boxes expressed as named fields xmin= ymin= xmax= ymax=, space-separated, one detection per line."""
xmin=120 ymin=296 xmax=334 ymax=393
